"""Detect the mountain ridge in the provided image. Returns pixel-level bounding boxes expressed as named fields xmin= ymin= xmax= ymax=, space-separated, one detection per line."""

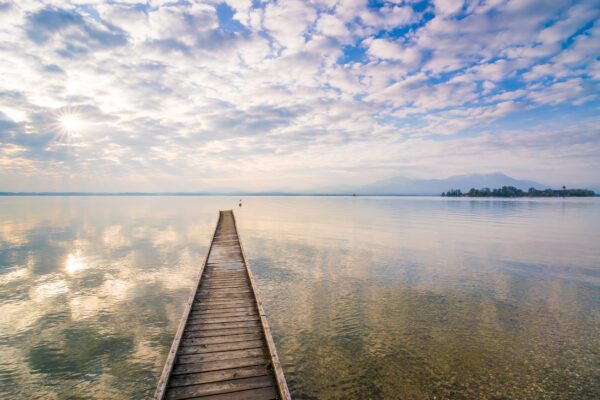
xmin=349 ymin=172 xmax=550 ymax=195
xmin=1 ymin=174 xmax=597 ymax=196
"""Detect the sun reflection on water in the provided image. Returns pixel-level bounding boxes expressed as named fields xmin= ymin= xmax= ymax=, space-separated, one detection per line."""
xmin=65 ymin=253 xmax=86 ymax=275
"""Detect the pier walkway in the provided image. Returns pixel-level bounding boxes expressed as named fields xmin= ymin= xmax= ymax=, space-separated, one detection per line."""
xmin=155 ymin=210 xmax=290 ymax=400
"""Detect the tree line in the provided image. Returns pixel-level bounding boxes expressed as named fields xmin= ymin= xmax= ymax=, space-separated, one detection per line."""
xmin=442 ymin=186 xmax=595 ymax=197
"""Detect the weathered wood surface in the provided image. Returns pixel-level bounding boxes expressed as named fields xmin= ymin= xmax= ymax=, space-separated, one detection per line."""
xmin=155 ymin=210 xmax=290 ymax=400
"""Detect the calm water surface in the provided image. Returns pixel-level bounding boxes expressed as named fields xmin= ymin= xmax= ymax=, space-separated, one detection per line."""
xmin=0 ymin=196 xmax=599 ymax=399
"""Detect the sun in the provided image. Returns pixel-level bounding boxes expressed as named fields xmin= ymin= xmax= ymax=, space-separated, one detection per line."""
xmin=60 ymin=113 xmax=84 ymax=133
xmin=52 ymin=106 xmax=87 ymax=139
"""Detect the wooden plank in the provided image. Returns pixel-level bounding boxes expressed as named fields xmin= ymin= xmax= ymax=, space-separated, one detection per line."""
xmin=194 ymin=299 xmax=255 ymax=306
xmin=177 ymin=348 xmax=265 ymax=364
xmin=206 ymin=262 xmax=245 ymax=266
xmin=200 ymin=279 xmax=247 ymax=284
xmin=199 ymin=278 xmax=248 ymax=283
xmin=186 ymin=320 xmax=261 ymax=331
xmin=206 ymin=265 xmax=246 ymax=278
xmin=195 ymin=293 xmax=254 ymax=304
xmin=190 ymin=304 xmax=253 ymax=312
xmin=210 ymin=258 xmax=243 ymax=264
xmin=195 ymin=293 xmax=254 ymax=299
xmin=184 ymin=327 xmax=260 ymax=338
xmin=197 ymin=289 xmax=253 ymax=296
xmin=190 ymin=386 xmax=278 ymax=400
xmin=187 ymin=316 xmax=260 ymax=325
xmin=181 ymin=333 xmax=262 ymax=346
xmin=210 ymin=250 xmax=243 ymax=255
xmin=200 ymin=282 xmax=248 ymax=287
xmin=168 ymin=365 xmax=269 ymax=388
xmin=195 ymin=295 xmax=256 ymax=309
xmin=189 ymin=311 xmax=258 ymax=320
xmin=198 ymin=284 xmax=249 ymax=290
xmin=177 ymin=339 xmax=264 ymax=354
xmin=196 ymin=290 xmax=252 ymax=296
xmin=198 ymin=280 xmax=249 ymax=286
xmin=192 ymin=307 xmax=256 ymax=315
xmin=166 ymin=376 xmax=274 ymax=400
xmin=191 ymin=304 xmax=255 ymax=312
xmin=192 ymin=304 xmax=257 ymax=314
xmin=199 ymin=283 xmax=249 ymax=288
xmin=172 ymin=356 xmax=268 ymax=375
xmin=196 ymin=288 xmax=252 ymax=294
xmin=205 ymin=262 xmax=245 ymax=266
xmin=204 ymin=270 xmax=245 ymax=273
xmin=203 ymin=270 xmax=245 ymax=273
xmin=203 ymin=271 xmax=247 ymax=276
xmin=199 ymin=284 xmax=249 ymax=290
xmin=208 ymin=255 xmax=243 ymax=259
xmin=193 ymin=299 xmax=250 ymax=306
xmin=196 ymin=294 xmax=253 ymax=301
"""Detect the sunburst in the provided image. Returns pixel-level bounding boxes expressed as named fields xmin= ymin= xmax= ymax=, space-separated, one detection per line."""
xmin=52 ymin=106 xmax=87 ymax=140
xmin=60 ymin=113 xmax=84 ymax=133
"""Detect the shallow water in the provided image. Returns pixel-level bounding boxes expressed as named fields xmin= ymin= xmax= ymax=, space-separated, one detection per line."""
xmin=0 ymin=196 xmax=599 ymax=399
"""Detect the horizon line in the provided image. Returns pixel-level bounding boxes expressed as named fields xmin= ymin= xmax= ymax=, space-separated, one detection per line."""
xmin=1 ymin=191 xmax=597 ymax=197
xmin=0 ymin=192 xmax=432 ymax=197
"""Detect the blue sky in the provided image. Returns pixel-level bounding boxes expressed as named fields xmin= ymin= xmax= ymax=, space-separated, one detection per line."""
xmin=0 ymin=0 xmax=598 ymax=191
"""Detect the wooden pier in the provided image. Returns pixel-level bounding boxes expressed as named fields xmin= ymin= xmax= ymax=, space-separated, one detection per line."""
xmin=155 ymin=210 xmax=290 ymax=400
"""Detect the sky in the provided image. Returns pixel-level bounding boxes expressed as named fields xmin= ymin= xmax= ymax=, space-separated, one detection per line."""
xmin=0 ymin=0 xmax=599 ymax=192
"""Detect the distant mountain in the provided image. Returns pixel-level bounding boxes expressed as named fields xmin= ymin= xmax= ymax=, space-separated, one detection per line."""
xmin=351 ymin=173 xmax=547 ymax=195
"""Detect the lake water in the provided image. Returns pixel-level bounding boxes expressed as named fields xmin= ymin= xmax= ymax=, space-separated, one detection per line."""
xmin=0 ymin=196 xmax=599 ymax=399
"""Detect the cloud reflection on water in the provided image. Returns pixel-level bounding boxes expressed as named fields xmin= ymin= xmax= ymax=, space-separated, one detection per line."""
xmin=0 ymin=196 xmax=598 ymax=399
xmin=0 ymin=196 xmax=225 ymax=399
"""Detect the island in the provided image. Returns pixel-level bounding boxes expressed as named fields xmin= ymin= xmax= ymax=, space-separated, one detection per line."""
xmin=442 ymin=186 xmax=595 ymax=197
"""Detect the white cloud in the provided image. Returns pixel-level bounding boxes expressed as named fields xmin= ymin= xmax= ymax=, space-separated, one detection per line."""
xmin=360 ymin=5 xmax=416 ymax=30
xmin=433 ymin=0 xmax=464 ymax=16
xmin=97 ymin=4 xmax=149 ymax=42
xmin=316 ymin=13 xmax=351 ymax=43
xmin=263 ymin=0 xmax=317 ymax=53
xmin=0 ymin=0 xmax=597 ymax=191
xmin=148 ymin=3 xmax=218 ymax=45
xmin=367 ymin=38 xmax=421 ymax=68
xmin=528 ymin=78 xmax=585 ymax=105
xmin=223 ymin=0 xmax=253 ymax=27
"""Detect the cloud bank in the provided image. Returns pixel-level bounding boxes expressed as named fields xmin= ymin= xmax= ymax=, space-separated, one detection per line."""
xmin=0 ymin=0 xmax=599 ymax=191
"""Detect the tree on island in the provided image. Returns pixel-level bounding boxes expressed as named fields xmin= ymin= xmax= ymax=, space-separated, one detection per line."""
xmin=444 ymin=189 xmax=463 ymax=197
xmin=443 ymin=186 xmax=595 ymax=197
